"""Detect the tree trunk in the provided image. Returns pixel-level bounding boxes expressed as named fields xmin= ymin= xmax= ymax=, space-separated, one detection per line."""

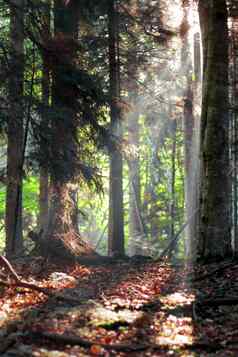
xmin=168 ymin=120 xmax=177 ymax=259
xmin=128 ymin=102 xmax=142 ymax=255
xmin=183 ymin=86 xmax=195 ymax=257
xmin=43 ymin=183 xmax=95 ymax=260
xmin=198 ymin=0 xmax=232 ymax=260
xmin=181 ymin=3 xmax=201 ymax=260
xmin=41 ymin=0 xmax=96 ymax=260
xmin=5 ymin=0 xmax=24 ymax=258
xmin=127 ymin=43 xmax=143 ymax=255
xmin=39 ymin=1 xmax=50 ymax=231
xmin=108 ymin=0 xmax=125 ymax=257
xmin=230 ymin=14 xmax=238 ymax=255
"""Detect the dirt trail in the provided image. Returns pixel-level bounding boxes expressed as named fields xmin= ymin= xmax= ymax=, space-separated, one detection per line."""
xmin=1 ymin=259 xmax=238 ymax=356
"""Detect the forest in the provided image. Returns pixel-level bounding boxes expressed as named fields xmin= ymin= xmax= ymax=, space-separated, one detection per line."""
xmin=0 ymin=0 xmax=238 ymax=355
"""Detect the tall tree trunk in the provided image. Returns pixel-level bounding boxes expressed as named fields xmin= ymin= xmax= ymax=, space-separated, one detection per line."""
xmin=230 ymin=16 xmax=238 ymax=255
xmin=128 ymin=103 xmax=142 ymax=255
xmin=198 ymin=0 xmax=232 ymax=260
xmin=181 ymin=2 xmax=201 ymax=260
xmin=39 ymin=1 xmax=50 ymax=231
xmin=41 ymin=0 xmax=95 ymax=259
xmin=108 ymin=0 xmax=125 ymax=257
xmin=181 ymin=2 xmax=195 ymax=259
xmin=6 ymin=0 xmax=24 ymax=258
xmin=127 ymin=44 xmax=142 ymax=255
xmin=183 ymin=87 xmax=195 ymax=257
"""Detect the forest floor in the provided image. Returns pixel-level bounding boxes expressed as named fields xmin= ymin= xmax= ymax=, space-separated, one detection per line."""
xmin=1 ymin=257 xmax=238 ymax=356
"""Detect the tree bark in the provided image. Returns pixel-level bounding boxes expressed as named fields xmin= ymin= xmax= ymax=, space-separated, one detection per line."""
xmin=181 ymin=3 xmax=201 ymax=260
xmin=41 ymin=0 xmax=96 ymax=260
xmin=198 ymin=0 xmax=232 ymax=260
xmin=230 ymin=16 xmax=238 ymax=254
xmin=39 ymin=1 xmax=50 ymax=231
xmin=127 ymin=44 xmax=143 ymax=255
xmin=5 ymin=0 xmax=24 ymax=258
xmin=108 ymin=0 xmax=125 ymax=257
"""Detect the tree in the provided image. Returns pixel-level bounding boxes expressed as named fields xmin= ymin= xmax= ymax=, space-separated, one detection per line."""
xmin=39 ymin=0 xmax=50 ymax=231
xmin=181 ymin=0 xmax=201 ymax=260
xmin=108 ymin=0 xmax=125 ymax=257
xmin=198 ymin=0 xmax=232 ymax=260
xmin=38 ymin=0 xmax=97 ymax=260
xmin=230 ymin=9 xmax=238 ymax=255
xmin=5 ymin=0 xmax=24 ymax=257
xmin=126 ymin=1 xmax=143 ymax=256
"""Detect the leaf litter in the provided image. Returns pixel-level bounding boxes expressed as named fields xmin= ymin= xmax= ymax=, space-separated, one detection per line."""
xmin=1 ymin=257 xmax=238 ymax=356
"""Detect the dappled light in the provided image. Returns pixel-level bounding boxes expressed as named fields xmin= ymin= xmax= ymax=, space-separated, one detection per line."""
xmin=0 ymin=0 xmax=238 ymax=355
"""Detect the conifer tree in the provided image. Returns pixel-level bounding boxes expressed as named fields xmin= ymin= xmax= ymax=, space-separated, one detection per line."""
xmin=38 ymin=0 xmax=97 ymax=259
xmin=6 ymin=0 xmax=24 ymax=257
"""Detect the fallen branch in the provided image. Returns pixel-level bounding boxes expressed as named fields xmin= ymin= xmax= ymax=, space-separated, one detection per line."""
xmin=0 ymin=278 xmax=50 ymax=294
xmin=0 ymin=255 xmax=20 ymax=281
xmin=0 ymin=255 xmax=50 ymax=293
xmin=33 ymin=331 xmax=231 ymax=353
xmin=0 ymin=255 xmax=81 ymax=304
xmin=33 ymin=331 xmax=148 ymax=352
xmin=0 ymin=280 xmax=82 ymax=304
xmin=157 ymin=209 xmax=199 ymax=260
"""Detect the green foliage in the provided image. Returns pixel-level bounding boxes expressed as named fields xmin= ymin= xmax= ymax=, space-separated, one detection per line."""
xmin=0 ymin=0 xmax=192 ymax=260
xmin=23 ymin=176 xmax=39 ymax=214
xmin=0 ymin=176 xmax=39 ymax=252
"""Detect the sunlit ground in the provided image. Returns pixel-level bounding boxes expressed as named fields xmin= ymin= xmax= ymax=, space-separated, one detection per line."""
xmin=155 ymin=291 xmax=195 ymax=346
xmin=5 ymin=257 xmax=238 ymax=355
xmin=0 ymin=259 xmax=202 ymax=356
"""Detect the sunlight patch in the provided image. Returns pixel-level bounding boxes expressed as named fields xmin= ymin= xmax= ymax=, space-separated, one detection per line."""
xmin=156 ymin=334 xmax=193 ymax=345
xmin=161 ymin=292 xmax=195 ymax=306
xmin=86 ymin=306 xmax=142 ymax=328
xmin=154 ymin=314 xmax=194 ymax=346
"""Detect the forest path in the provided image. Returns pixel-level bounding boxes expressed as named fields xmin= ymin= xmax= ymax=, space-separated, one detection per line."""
xmin=1 ymin=258 xmax=238 ymax=356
